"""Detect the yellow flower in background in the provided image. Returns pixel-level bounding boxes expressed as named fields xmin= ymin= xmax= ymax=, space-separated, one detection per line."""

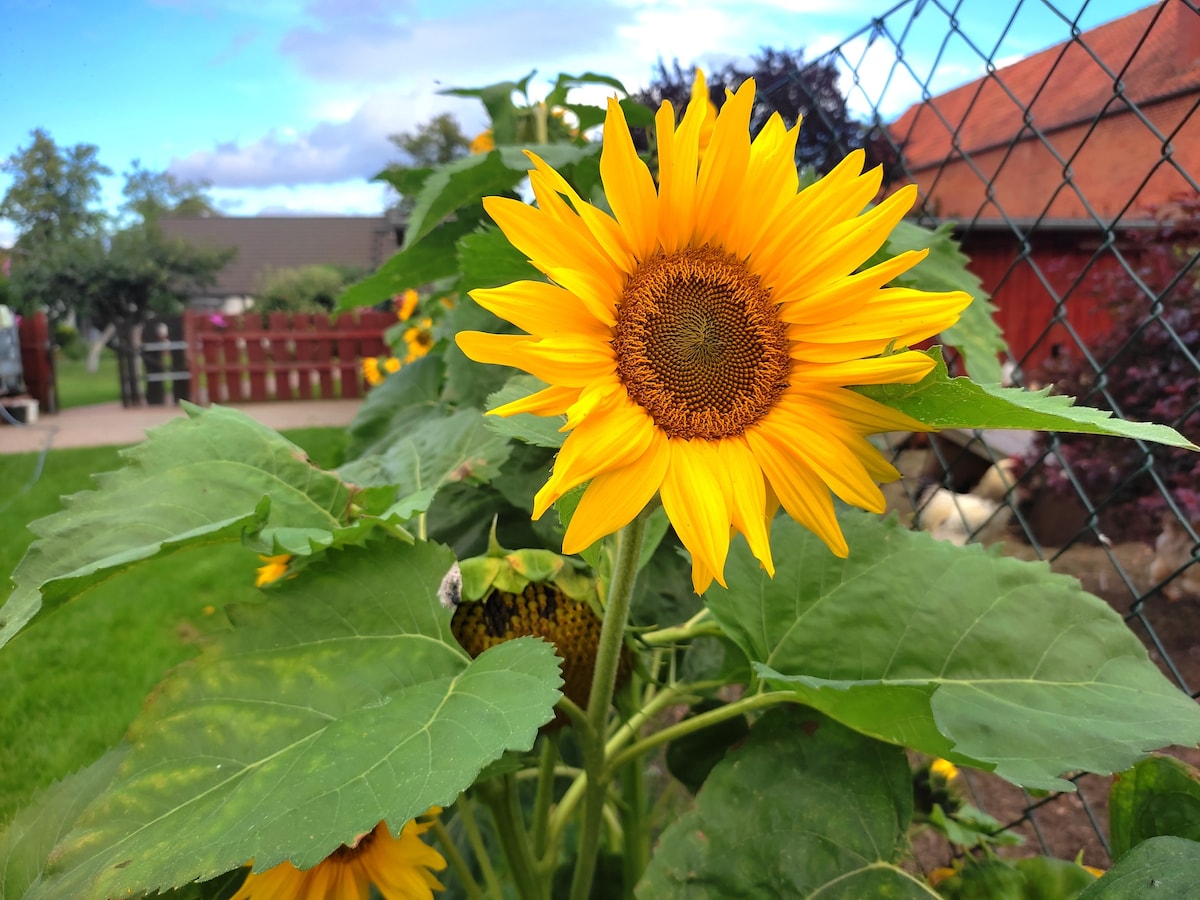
xmin=931 ymin=758 xmax=959 ymax=780
xmin=255 ymin=554 xmax=292 ymax=587
xmin=396 ymin=289 xmax=419 ymax=322
xmin=362 ymin=356 xmax=384 ymax=386
xmin=457 ymin=72 xmax=970 ymax=592
xmin=231 ymin=815 xmax=446 ymax=900
xmin=383 ymin=357 xmax=402 ymax=374
xmin=404 ymin=318 xmax=435 ymax=363
xmin=470 ymin=129 xmax=495 ymax=154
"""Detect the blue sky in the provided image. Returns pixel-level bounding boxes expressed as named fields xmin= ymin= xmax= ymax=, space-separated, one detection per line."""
xmin=0 ymin=0 xmax=1155 ymax=247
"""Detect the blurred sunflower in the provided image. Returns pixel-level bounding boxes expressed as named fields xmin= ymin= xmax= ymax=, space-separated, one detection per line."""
xmin=231 ymin=814 xmax=446 ymax=900
xmin=470 ymin=129 xmax=495 ymax=154
xmin=457 ymin=72 xmax=970 ymax=592
xmin=396 ymin=288 xmax=420 ymax=322
xmin=383 ymin=356 xmax=402 ymax=374
xmin=362 ymin=356 xmax=384 ymax=386
xmin=404 ymin=318 xmax=435 ymax=363
xmin=255 ymin=554 xmax=291 ymax=587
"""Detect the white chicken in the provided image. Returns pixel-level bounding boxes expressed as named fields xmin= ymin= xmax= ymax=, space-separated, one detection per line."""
xmin=913 ymin=458 xmax=1021 ymax=546
xmin=1149 ymin=513 xmax=1200 ymax=602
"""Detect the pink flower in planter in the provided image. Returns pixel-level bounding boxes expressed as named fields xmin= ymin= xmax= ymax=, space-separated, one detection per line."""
xmin=210 ymin=314 xmax=228 ymax=328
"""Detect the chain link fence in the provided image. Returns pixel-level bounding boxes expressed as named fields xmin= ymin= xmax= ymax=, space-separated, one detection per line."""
xmin=759 ymin=0 xmax=1200 ymax=873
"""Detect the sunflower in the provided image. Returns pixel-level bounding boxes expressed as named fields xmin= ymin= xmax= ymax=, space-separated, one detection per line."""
xmin=362 ymin=356 xmax=384 ymax=387
xmin=383 ymin=356 xmax=402 ymax=374
xmin=231 ymin=815 xmax=446 ymax=900
xmin=456 ymin=73 xmax=970 ymax=592
xmin=255 ymin=554 xmax=292 ymax=587
xmin=404 ymin=318 xmax=435 ymax=363
xmin=470 ymin=129 xmax=495 ymax=155
xmin=396 ymin=288 xmax=420 ymax=322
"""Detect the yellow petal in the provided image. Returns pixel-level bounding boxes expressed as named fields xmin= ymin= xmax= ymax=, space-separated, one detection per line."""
xmin=745 ymin=428 xmax=848 ymax=557
xmin=455 ymin=332 xmax=615 ymax=386
xmin=656 ymin=79 xmax=707 ymax=253
xmin=779 ymin=386 xmax=931 ymax=434
xmin=600 ymin=97 xmax=659 ymax=262
xmin=771 ymin=184 xmax=917 ymax=300
xmin=794 ymin=349 xmax=936 ymax=386
xmin=483 ymin=196 xmax=623 ymax=296
xmin=779 ymin=249 xmax=929 ymax=325
xmin=527 ymin=151 xmax=635 ymax=275
xmin=470 ymin=281 xmax=611 ymax=338
xmin=533 ymin=401 xmax=656 ymax=517
xmin=718 ymin=437 xmax=774 ymax=577
xmin=545 ymin=266 xmax=618 ymax=327
xmin=489 ymin=384 xmax=580 ymax=417
xmin=694 ymin=78 xmax=754 ymax=245
xmin=757 ymin=414 xmax=885 ymax=513
xmin=562 ymin=430 xmax=669 ymax=553
xmin=796 ymin=286 xmax=972 ymax=344
xmin=659 ymin=439 xmax=732 ymax=589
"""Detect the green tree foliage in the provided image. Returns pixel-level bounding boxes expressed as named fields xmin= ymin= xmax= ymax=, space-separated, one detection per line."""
xmin=254 ymin=264 xmax=359 ymax=313
xmin=120 ymin=160 xmax=219 ymax=226
xmin=0 ymin=129 xmax=111 ymax=251
xmin=388 ymin=112 xmax=471 ymax=167
xmin=7 ymin=228 xmax=232 ymax=328
xmin=634 ymin=50 xmax=898 ymax=178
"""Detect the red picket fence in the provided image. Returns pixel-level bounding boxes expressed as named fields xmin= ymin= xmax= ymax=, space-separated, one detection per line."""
xmin=17 ymin=312 xmax=57 ymax=414
xmin=184 ymin=310 xmax=392 ymax=404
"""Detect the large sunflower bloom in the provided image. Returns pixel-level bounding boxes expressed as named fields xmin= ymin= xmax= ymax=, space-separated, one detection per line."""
xmin=456 ymin=74 xmax=971 ymax=592
xmin=231 ymin=815 xmax=446 ymax=900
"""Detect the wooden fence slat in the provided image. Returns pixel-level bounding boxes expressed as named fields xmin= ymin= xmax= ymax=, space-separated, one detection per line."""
xmin=181 ymin=308 xmax=388 ymax=405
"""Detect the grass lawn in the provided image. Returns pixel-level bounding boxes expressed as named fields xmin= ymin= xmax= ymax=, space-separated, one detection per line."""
xmin=54 ymin=349 xmax=122 ymax=409
xmin=0 ymin=426 xmax=348 ymax=826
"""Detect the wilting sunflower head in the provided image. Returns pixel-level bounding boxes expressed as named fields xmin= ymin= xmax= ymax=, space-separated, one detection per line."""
xmin=447 ymin=541 xmax=626 ymax=719
xmin=456 ymin=72 xmax=971 ymax=593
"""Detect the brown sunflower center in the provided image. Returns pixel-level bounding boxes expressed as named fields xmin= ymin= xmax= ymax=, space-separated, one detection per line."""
xmin=613 ymin=246 xmax=789 ymax=440
xmin=329 ymin=823 xmax=380 ymax=860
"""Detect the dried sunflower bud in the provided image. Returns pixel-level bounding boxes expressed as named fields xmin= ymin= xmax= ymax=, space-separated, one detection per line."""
xmin=448 ymin=529 xmax=630 ymax=723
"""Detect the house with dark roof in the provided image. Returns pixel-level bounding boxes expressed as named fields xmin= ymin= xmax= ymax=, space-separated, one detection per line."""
xmin=158 ymin=215 xmax=399 ymax=311
xmin=889 ymin=0 xmax=1200 ymax=372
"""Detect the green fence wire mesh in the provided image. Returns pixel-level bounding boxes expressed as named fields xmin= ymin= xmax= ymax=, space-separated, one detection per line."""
xmin=757 ymin=0 xmax=1200 ymax=873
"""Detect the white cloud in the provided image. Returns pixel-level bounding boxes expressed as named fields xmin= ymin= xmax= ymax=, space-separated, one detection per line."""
xmin=167 ymin=88 xmax=482 ymax=188
xmin=208 ymin=178 xmax=393 ymax=216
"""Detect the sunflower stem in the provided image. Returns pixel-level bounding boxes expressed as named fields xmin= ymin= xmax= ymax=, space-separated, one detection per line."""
xmin=619 ymin=746 xmax=649 ymax=895
xmin=531 ymin=733 xmax=559 ymax=861
xmin=481 ymin=776 xmax=545 ymax=900
xmin=609 ymin=690 xmax=793 ymax=772
xmin=456 ymin=791 xmax=504 ymax=900
xmin=568 ymin=512 xmax=649 ymax=900
xmin=430 ymin=817 xmax=485 ymax=900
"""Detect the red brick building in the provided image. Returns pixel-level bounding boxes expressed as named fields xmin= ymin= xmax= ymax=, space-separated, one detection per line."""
xmin=889 ymin=0 xmax=1200 ymax=372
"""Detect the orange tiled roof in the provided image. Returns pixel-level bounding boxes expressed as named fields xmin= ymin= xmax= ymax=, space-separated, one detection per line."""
xmin=891 ymin=0 xmax=1200 ymax=171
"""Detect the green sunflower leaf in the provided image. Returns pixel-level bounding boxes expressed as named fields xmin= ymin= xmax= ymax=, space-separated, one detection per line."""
xmin=336 ymin=210 xmax=481 ymax=311
xmin=636 ymin=706 xmax=937 ymax=899
xmin=344 ymin=355 xmax=448 ymax=461
xmin=0 ymin=748 xmax=126 ymax=899
xmin=28 ymin=541 xmax=563 ymax=899
xmin=485 ymin=375 xmax=566 ymax=448
xmin=338 ymin=408 xmax=513 ymax=507
xmin=1109 ymin=756 xmax=1200 ymax=861
xmin=1079 ymin=836 xmax=1200 ymax=898
xmin=403 ymin=150 xmax=525 ymax=250
xmin=705 ymin=513 xmax=1200 ymax=791
xmin=858 ymin=348 xmax=1198 ymax=450
xmin=0 ymin=405 xmax=370 ymax=649
xmin=458 ymin=224 xmax=542 ymax=293
xmin=879 ymin=220 xmax=1006 ymax=385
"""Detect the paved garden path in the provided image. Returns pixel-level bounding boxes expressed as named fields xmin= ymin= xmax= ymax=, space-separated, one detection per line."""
xmin=0 ymin=399 xmax=362 ymax=455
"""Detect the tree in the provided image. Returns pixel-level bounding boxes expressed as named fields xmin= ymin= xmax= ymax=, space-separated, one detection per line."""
xmin=633 ymin=50 xmax=898 ymax=180
xmin=0 ymin=128 xmax=111 ymax=252
xmin=388 ymin=113 xmax=470 ymax=167
xmin=255 ymin=264 xmax=360 ymax=313
xmin=121 ymin=160 xmax=220 ymax=226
